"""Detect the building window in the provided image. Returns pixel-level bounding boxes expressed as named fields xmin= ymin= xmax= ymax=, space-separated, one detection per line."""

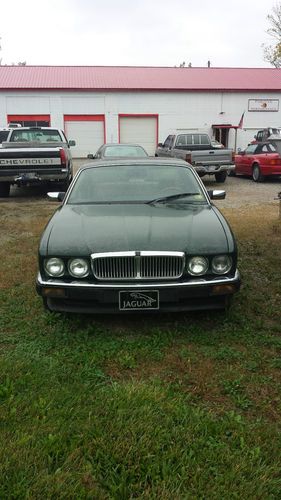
xmin=9 ymin=119 xmax=50 ymax=127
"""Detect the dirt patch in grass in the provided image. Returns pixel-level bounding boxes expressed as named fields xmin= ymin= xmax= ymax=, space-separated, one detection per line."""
xmin=104 ymin=339 xmax=281 ymax=422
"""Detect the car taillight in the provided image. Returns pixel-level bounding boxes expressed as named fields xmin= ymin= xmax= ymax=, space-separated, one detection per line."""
xmin=232 ymin=151 xmax=235 ymax=162
xmin=60 ymin=148 xmax=67 ymax=166
xmin=269 ymin=158 xmax=281 ymax=165
xmin=186 ymin=153 xmax=192 ymax=164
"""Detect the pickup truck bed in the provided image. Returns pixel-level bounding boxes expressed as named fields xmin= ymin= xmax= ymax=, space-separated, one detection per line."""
xmin=0 ymin=127 xmax=75 ymax=197
xmin=155 ymin=133 xmax=235 ymax=183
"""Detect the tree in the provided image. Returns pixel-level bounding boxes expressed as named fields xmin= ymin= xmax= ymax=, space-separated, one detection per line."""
xmin=263 ymin=3 xmax=281 ymax=67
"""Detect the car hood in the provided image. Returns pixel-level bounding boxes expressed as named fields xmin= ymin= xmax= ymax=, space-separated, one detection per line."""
xmin=41 ymin=203 xmax=233 ymax=256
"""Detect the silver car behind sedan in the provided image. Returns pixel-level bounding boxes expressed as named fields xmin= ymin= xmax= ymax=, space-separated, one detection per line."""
xmin=88 ymin=143 xmax=149 ymax=160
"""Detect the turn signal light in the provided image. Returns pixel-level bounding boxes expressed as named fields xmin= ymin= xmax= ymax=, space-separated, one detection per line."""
xmin=211 ymin=284 xmax=237 ymax=295
xmin=41 ymin=287 xmax=66 ymax=298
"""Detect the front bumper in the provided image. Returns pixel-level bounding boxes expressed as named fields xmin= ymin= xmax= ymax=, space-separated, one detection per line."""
xmin=36 ymin=270 xmax=241 ymax=313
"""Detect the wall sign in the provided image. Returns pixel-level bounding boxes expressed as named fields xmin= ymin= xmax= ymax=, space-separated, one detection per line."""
xmin=248 ymin=99 xmax=279 ymax=112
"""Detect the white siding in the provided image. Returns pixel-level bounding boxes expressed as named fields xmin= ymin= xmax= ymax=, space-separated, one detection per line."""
xmin=1 ymin=89 xmax=281 ymax=153
xmin=6 ymin=96 xmax=50 ymax=113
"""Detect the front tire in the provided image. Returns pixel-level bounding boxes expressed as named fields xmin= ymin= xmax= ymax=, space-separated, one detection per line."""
xmin=0 ymin=182 xmax=10 ymax=197
xmin=215 ymin=171 xmax=227 ymax=183
xmin=252 ymin=164 xmax=265 ymax=182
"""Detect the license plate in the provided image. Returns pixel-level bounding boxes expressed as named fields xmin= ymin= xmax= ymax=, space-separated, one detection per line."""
xmin=119 ymin=290 xmax=159 ymax=311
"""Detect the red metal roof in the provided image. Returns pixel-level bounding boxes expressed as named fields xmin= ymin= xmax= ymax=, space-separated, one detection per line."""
xmin=0 ymin=66 xmax=280 ymax=91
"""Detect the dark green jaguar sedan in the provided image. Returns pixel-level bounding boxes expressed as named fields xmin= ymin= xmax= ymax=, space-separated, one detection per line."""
xmin=36 ymin=158 xmax=241 ymax=313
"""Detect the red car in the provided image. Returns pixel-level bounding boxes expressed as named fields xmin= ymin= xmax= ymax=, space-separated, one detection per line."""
xmin=234 ymin=142 xmax=281 ymax=182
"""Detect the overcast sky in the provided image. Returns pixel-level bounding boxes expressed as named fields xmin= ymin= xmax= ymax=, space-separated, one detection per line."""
xmin=0 ymin=0 xmax=277 ymax=68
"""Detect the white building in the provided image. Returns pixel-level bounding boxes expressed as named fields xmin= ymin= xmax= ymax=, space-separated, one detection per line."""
xmin=0 ymin=65 xmax=280 ymax=157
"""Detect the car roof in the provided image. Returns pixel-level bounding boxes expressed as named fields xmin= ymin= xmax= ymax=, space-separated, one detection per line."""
xmin=100 ymin=143 xmax=146 ymax=147
xmin=8 ymin=127 xmax=61 ymax=131
xmin=79 ymin=157 xmax=189 ymax=170
xmin=98 ymin=143 xmax=148 ymax=154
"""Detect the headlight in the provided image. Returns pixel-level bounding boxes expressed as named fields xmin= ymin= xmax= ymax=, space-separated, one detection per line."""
xmin=68 ymin=258 xmax=89 ymax=278
xmin=44 ymin=257 xmax=65 ymax=277
xmin=212 ymin=255 xmax=232 ymax=274
xmin=187 ymin=256 xmax=209 ymax=276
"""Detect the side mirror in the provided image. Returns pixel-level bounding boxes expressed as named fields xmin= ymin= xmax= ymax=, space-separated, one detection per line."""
xmin=157 ymin=142 xmax=163 ymax=147
xmin=47 ymin=192 xmax=65 ymax=202
xmin=68 ymin=140 xmax=76 ymax=147
xmin=87 ymin=153 xmax=94 ymax=159
xmin=208 ymin=190 xmax=226 ymax=200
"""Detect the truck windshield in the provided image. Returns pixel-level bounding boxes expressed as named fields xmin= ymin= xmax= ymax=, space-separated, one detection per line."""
xmin=10 ymin=129 xmax=62 ymax=143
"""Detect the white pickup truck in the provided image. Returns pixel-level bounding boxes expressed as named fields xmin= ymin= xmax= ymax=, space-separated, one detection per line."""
xmin=155 ymin=132 xmax=235 ymax=183
xmin=0 ymin=127 xmax=75 ymax=197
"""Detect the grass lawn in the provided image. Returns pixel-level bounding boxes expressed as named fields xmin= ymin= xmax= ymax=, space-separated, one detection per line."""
xmin=0 ymin=200 xmax=281 ymax=498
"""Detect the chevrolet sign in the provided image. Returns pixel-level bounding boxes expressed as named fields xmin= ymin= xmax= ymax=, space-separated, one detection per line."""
xmin=0 ymin=158 xmax=61 ymax=166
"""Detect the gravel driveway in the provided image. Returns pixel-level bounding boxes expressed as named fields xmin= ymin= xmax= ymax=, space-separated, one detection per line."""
xmin=202 ymin=174 xmax=280 ymax=208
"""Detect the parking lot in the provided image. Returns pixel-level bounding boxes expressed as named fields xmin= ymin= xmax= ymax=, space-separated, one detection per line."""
xmin=4 ymin=158 xmax=281 ymax=210
xmin=203 ymin=174 xmax=281 ymax=208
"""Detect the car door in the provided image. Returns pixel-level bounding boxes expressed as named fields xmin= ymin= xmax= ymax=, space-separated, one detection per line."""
xmin=257 ymin=143 xmax=278 ymax=172
xmin=250 ymin=144 xmax=267 ymax=174
xmin=238 ymin=145 xmax=257 ymax=175
xmin=235 ymin=149 xmax=248 ymax=174
xmin=159 ymin=135 xmax=175 ymax=157
xmin=256 ymin=144 xmax=271 ymax=171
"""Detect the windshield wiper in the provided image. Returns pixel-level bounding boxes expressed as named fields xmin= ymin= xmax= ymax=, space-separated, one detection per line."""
xmin=146 ymin=192 xmax=200 ymax=204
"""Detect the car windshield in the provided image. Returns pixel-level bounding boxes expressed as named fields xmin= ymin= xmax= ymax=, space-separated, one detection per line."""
xmin=103 ymin=145 xmax=148 ymax=157
xmin=10 ymin=129 xmax=62 ymax=142
xmin=67 ymin=164 xmax=206 ymax=204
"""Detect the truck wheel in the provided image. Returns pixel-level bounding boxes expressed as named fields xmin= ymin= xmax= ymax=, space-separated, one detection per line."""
xmin=215 ymin=171 xmax=227 ymax=183
xmin=252 ymin=164 xmax=265 ymax=182
xmin=0 ymin=182 xmax=10 ymax=197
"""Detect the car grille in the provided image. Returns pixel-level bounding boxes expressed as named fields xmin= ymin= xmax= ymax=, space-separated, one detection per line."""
xmin=91 ymin=251 xmax=185 ymax=280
